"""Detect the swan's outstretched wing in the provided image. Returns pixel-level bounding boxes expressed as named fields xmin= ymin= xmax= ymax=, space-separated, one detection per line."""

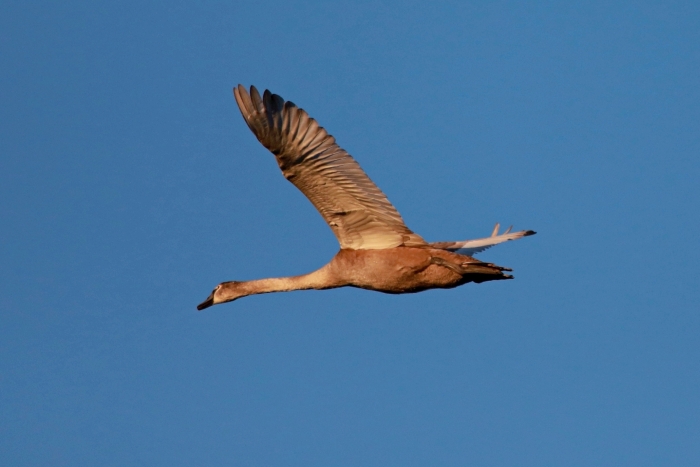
xmin=233 ymin=85 xmax=426 ymax=250
xmin=430 ymin=223 xmax=536 ymax=256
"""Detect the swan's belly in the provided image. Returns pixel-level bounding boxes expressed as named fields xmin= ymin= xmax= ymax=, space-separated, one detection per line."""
xmin=329 ymin=247 xmax=468 ymax=294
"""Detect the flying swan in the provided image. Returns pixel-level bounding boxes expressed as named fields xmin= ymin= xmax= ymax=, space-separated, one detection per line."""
xmin=197 ymin=85 xmax=535 ymax=310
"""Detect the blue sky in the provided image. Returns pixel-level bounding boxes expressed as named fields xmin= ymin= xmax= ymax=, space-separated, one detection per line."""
xmin=1 ymin=1 xmax=699 ymax=465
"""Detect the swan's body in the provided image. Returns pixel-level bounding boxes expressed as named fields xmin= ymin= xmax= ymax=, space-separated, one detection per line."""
xmin=197 ymin=85 xmax=535 ymax=310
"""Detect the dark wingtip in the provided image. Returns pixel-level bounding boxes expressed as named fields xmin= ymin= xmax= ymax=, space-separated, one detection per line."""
xmin=524 ymin=230 xmax=537 ymax=236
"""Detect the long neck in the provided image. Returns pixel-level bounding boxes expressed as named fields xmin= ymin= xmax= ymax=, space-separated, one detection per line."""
xmin=225 ymin=264 xmax=345 ymax=300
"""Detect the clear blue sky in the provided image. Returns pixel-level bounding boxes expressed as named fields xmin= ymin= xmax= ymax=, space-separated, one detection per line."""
xmin=2 ymin=1 xmax=699 ymax=465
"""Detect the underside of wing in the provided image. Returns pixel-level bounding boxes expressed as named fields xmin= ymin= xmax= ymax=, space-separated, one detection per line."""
xmin=430 ymin=223 xmax=536 ymax=256
xmin=233 ymin=84 xmax=426 ymax=250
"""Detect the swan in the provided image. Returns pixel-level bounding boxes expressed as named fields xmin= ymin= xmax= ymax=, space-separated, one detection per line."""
xmin=197 ymin=85 xmax=535 ymax=310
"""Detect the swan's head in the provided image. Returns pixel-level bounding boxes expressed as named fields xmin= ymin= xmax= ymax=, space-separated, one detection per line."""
xmin=197 ymin=281 xmax=244 ymax=310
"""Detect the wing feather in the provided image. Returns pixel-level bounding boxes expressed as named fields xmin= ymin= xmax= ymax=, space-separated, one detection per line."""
xmin=233 ymin=85 xmax=426 ymax=250
xmin=431 ymin=224 xmax=536 ymax=256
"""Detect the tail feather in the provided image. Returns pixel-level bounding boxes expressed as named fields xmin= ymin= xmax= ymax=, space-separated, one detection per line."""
xmin=430 ymin=256 xmax=514 ymax=283
xmin=460 ymin=260 xmax=514 ymax=283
